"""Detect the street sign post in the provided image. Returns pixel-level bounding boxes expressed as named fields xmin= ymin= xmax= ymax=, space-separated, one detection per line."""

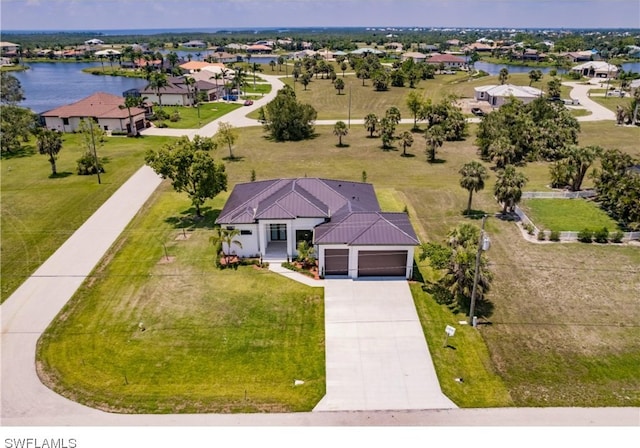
xmin=443 ymin=325 xmax=456 ymax=347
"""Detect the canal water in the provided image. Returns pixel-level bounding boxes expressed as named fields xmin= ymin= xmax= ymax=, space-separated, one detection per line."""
xmin=11 ymin=60 xmax=640 ymax=114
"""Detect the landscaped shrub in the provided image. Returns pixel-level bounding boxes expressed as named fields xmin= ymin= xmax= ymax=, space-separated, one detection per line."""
xmin=537 ymin=230 xmax=546 ymax=241
xmin=610 ymin=231 xmax=624 ymax=243
xmin=523 ymin=222 xmax=535 ymax=235
xmin=549 ymin=230 xmax=561 ymax=241
xmin=169 ymin=110 xmax=181 ymax=122
xmin=577 ymin=228 xmax=593 ymax=243
xmin=76 ymin=152 xmax=104 ymax=175
xmin=156 ymin=122 xmax=168 ymax=128
xmin=593 ymin=227 xmax=609 ymax=243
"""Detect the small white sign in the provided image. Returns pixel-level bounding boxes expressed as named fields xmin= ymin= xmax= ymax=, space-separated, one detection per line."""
xmin=445 ymin=325 xmax=456 ymax=337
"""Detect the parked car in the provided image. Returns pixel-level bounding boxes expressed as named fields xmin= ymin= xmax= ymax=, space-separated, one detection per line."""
xmin=222 ymin=95 xmax=238 ymax=101
xmin=606 ymin=90 xmax=625 ymax=97
xmin=243 ymin=99 xmax=254 ymax=106
xmin=471 ymin=107 xmax=485 ymax=117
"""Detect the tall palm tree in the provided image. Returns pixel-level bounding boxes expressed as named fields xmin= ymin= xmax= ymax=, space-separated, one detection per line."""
xmin=333 ymin=121 xmax=348 ymax=147
xmin=459 ymin=161 xmax=489 ymax=213
xmin=364 ymin=113 xmax=378 ymax=138
xmin=184 ymin=76 xmax=196 ymax=106
xmin=250 ymin=62 xmax=263 ymax=89
xmin=148 ymin=72 xmax=168 ymax=107
xmin=400 ymin=131 xmax=414 ymax=157
xmin=119 ymin=94 xmax=147 ymax=137
xmin=424 ymin=125 xmax=445 ymax=163
xmin=37 ymin=128 xmax=63 ymax=176
xmin=494 ymin=165 xmax=528 ymax=213
xmin=269 ymin=60 xmax=276 ymax=72
xmin=499 ymin=67 xmax=509 ymax=85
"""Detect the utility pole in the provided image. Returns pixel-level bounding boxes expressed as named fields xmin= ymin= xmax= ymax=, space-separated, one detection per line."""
xmin=348 ymin=84 xmax=352 ymax=129
xmin=469 ymin=215 xmax=488 ymax=327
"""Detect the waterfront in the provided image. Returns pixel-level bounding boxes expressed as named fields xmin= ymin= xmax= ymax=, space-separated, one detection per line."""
xmin=10 ymin=60 xmax=640 ymax=114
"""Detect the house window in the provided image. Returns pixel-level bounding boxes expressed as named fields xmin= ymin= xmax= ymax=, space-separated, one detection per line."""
xmin=296 ymin=230 xmax=313 ymax=245
xmin=62 ymin=118 xmax=69 ymax=125
xmin=226 ymin=226 xmax=235 ymax=230
xmin=240 ymin=230 xmax=252 ymax=235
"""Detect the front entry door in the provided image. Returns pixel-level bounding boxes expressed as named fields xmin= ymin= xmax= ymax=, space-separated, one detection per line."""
xmin=270 ymin=224 xmax=287 ymax=241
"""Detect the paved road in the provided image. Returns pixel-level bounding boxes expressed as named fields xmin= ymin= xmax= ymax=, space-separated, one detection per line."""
xmin=563 ymin=81 xmax=617 ymax=121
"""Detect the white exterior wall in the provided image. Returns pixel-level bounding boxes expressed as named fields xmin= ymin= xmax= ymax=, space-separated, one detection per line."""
xmin=146 ymin=93 xmax=189 ymax=106
xmin=256 ymin=218 xmax=325 ymax=257
xmin=222 ymin=224 xmax=259 ymax=258
xmin=44 ymin=115 xmax=141 ymax=133
xmin=318 ymin=244 xmax=416 ymax=279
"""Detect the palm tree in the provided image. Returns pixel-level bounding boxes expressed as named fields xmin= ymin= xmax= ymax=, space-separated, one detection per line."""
xmin=37 ymin=128 xmax=63 ymax=176
xmin=459 ymin=161 xmax=489 ymax=213
xmin=385 ymin=106 xmax=401 ymax=126
xmin=184 ymin=76 xmax=197 ymax=106
xmin=166 ymin=51 xmax=179 ymax=72
xmin=334 ymin=77 xmax=345 ymax=94
xmin=277 ymin=55 xmax=285 ymax=72
xmin=269 ymin=60 xmax=276 ymax=72
xmin=119 ymin=94 xmax=147 ymax=136
xmin=494 ymin=165 xmax=528 ymax=214
xmin=250 ymin=62 xmax=263 ymax=89
xmin=400 ymin=131 xmax=414 ymax=157
xmin=499 ymin=67 xmax=509 ymax=85
xmin=148 ymin=72 xmax=168 ymax=107
xmin=364 ymin=113 xmax=378 ymax=138
xmin=424 ymin=125 xmax=445 ymax=162
xmin=333 ymin=120 xmax=348 ymax=147
xmin=528 ymin=69 xmax=543 ymax=86
xmin=210 ymin=227 xmax=243 ymax=266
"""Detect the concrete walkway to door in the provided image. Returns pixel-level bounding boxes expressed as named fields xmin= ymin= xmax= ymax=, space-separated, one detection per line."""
xmin=314 ymin=279 xmax=457 ymax=411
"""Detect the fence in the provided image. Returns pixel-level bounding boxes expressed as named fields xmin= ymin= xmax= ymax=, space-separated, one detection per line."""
xmin=521 ymin=190 xmax=597 ymax=199
xmin=514 ymin=205 xmax=640 ymax=243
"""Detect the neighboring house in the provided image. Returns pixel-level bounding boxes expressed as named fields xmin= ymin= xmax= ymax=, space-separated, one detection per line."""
xmin=1 ymin=57 xmax=14 ymax=66
xmin=0 ymin=41 xmax=20 ymax=56
xmin=563 ymin=51 xmax=593 ymax=63
xmin=178 ymin=61 xmax=216 ymax=73
xmin=402 ymin=51 xmax=428 ymax=63
xmin=84 ymin=39 xmax=104 ymax=46
xmin=350 ymin=47 xmax=385 ymax=56
xmin=216 ymin=178 xmax=419 ymax=279
xmin=41 ymin=92 xmax=146 ymax=133
xmin=185 ymin=72 xmax=227 ymax=100
xmin=182 ymin=40 xmax=207 ymax=48
xmin=571 ymin=61 xmax=619 ymax=78
xmin=475 ymin=84 xmax=544 ymax=107
xmin=427 ymin=53 xmax=466 ymax=68
xmin=462 ymin=42 xmax=493 ymax=52
xmin=139 ymin=76 xmax=201 ymax=106
xmin=246 ymin=44 xmax=273 ymax=54
xmin=207 ymin=51 xmax=239 ymax=63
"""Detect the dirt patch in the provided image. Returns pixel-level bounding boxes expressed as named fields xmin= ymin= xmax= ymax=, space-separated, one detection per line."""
xmin=455 ymin=98 xmax=492 ymax=115
xmin=175 ymin=232 xmax=192 ymax=241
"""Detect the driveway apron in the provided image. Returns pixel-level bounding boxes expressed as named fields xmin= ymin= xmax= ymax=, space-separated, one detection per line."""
xmin=314 ymin=279 xmax=457 ymax=411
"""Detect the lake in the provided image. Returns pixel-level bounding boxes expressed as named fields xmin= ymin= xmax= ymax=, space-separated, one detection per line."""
xmin=12 ymin=62 xmax=148 ymax=113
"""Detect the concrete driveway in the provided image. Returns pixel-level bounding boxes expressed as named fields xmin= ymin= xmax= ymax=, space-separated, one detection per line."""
xmin=314 ymin=279 xmax=457 ymax=411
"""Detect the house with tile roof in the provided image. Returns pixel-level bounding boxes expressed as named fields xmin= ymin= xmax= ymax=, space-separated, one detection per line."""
xmin=216 ymin=178 xmax=419 ymax=278
xmin=426 ymin=53 xmax=466 ymax=68
xmin=474 ymin=84 xmax=544 ymax=107
xmin=571 ymin=61 xmax=619 ymax=79
xmin=41 ymin=92 xmax=146 ymax=133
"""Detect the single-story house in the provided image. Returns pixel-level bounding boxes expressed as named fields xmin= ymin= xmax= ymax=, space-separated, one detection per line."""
xmin=84 ymin=39 xmax=104 ymax=46
xmin=0 ymin=41 xmax=20 ymax=56
xmin=1 ymin=57 xmax=14 ymax=66
xmin=139 ymin=76 xmax=207 ymax=106
xmin=182 ymin=40 xmax=207 ymax=48
xmin=178 ymin=61 xmax=215 ymax=73
xmin=216 ymin=178 xmax=419 ymax=279
xmin=41 ymin=92 xmax=146 ymax=133
xmin=474 ymin=84 xmax=544 ymax=107
xmin=402 ymin=51 xmax=428 ymax=63
xmin=246 ymin=44 xmax=273 ymax=54
xmin=427 ymin=53 xmax=466 ymax=68
xmin=351 ymin=47 xmax=385 ymax=56
xmin=571 ymin=61 xmax=619 ymax=79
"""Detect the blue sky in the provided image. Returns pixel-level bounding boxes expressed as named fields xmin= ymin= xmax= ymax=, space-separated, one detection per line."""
xmin=1 ymin=0 xmax=639 ymax=31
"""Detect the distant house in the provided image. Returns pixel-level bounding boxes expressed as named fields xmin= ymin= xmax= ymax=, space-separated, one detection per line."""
xmin=401 ymin=51 xmax=427 ymax=63
xmin=207 ymin=51 xmax=239 ymax=64
xmin=474 ymin=84 xmax=544 ymax=107
xmin=179 ymin=61 xmax=217 ymax=73
xmin=84 ymin=39 xmax=104 ymax=46
xmin=0 ymin=41 xmax=20 ymax=56
xmin=41 ymin=92 xmax=146 ymax=133
xmin=571 ymin=61 xmax=619 ymax=79
xmin=246 ymin=44 xmax=273 ymax=54
xmin=139 ymin=77 xmax=196 ymax=106
xmin=182 ymin=40 xmax=207 ymax=49
xmin=427 ymin=53 xmax=466 ymax=68
xmin=350 ymin=47 xmax=384 ymax=56
xmin=462 ymin=42 xmax=493 ymax=52
xmin=216 ymin=178 xmax=419 ymax=279
xmin=563 ymin=51 xmax=593 ymax=63
xmin=1 ymin=57 xmax=13 ymax=66
xmin=418 ymin=44 xmax=439 ymax=53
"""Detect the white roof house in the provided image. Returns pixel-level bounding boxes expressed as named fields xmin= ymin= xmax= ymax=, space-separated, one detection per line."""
xmin=475 ymin=84 xmax=544 ymax=107
xmin=571 ymin=61 xmax=619 ymax=79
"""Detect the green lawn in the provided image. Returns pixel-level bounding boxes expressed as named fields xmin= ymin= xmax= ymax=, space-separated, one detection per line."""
xmin=520 ymin=198 xmax=621 ymax=232
xmin=37 ymin=186 xmax=326 ymax=413
xmin=0 ymin=133 xmax=173 ymax=303
xmin=242 ymin=82 xmax=272 ymax=95
xmin=152 ymin=102 xmax=242 ymax=129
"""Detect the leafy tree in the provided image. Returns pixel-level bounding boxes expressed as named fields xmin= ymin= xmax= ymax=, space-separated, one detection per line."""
xmin=364 ymin=113 xmax=379 ymax=138
xmin=494 ymin=165 xmax=528 ymax=213
xmin=333 ymin=120 xmax=348 ymax=147
xmin=0 ymin=72 xmax=25 ymax=105
xmin=528 ymin=69 xmax=543 ymax=86
xmin=498 ymin=67 xmax=509 ymax=85
xmin=213 ymin=121 xmax=239 ymax=159
xmin=379 ymin=117 xmax=396 ymax=150
xmin=549 ymin=145 xmax=602 ymax=191
xmin=421 ymin=97 xmax=466 ymax=141
xmin=334 ymin=77 xmax=345 ymax=95
xmin=191 ymin=135 xmax=216 ymax=151
xmin=547 ymin=77 xmax=562 ymax=99
xmin=340 ymin=61 xmax=348 ymax=77
xmin=385 ymin=106 xmax=401 ymax=126
xmin=77 ymin=119 xmax=105 ymax=180
xmin=488 ymin=135 xmax=517 ymax=169
xmin=400 ymin=131 xmax=414 ymax=157
xmin=263 ymin=85 xmax=317 ymax=141
xmin=390 ymin=69 xmax=405 ymax=87
xmin=210 ymin=227 xmax=242 ymax=266
xmin=145 ymin=137 xmax=227 ymax=217
xmin=300 ymin=72 xmax=311 ymax=90
xmin=424 ymin=124 xmax=444 ymax=163
xmin=357 ymin=66 xmax=369 ymax=86
xmin=36 ymin=128 xmax=63 ymax=176
xmin=459 ymin=161 xmax=489 ymax=213
xmin=406 ymin=91 xmax=425 ymax=130
xmin=0 ymin=105 xmax=36 ymax=155
xmin=372 ymin=70 xmax=390 ymax=91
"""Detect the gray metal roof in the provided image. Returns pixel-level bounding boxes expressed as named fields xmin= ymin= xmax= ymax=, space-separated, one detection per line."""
xmin=314 ymin=212 xmax=419 ymax=246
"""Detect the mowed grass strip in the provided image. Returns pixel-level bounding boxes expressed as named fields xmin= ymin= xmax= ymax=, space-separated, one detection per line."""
xmin=37 ymin=186 xmax=325 ymax=413
xmin=0 ymin=134 xmax=173 ymax=303
xmin=154 ymin=102 xmax=242 ymax=129
xmin=521 ymin=198 xmax=621 ymax=232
